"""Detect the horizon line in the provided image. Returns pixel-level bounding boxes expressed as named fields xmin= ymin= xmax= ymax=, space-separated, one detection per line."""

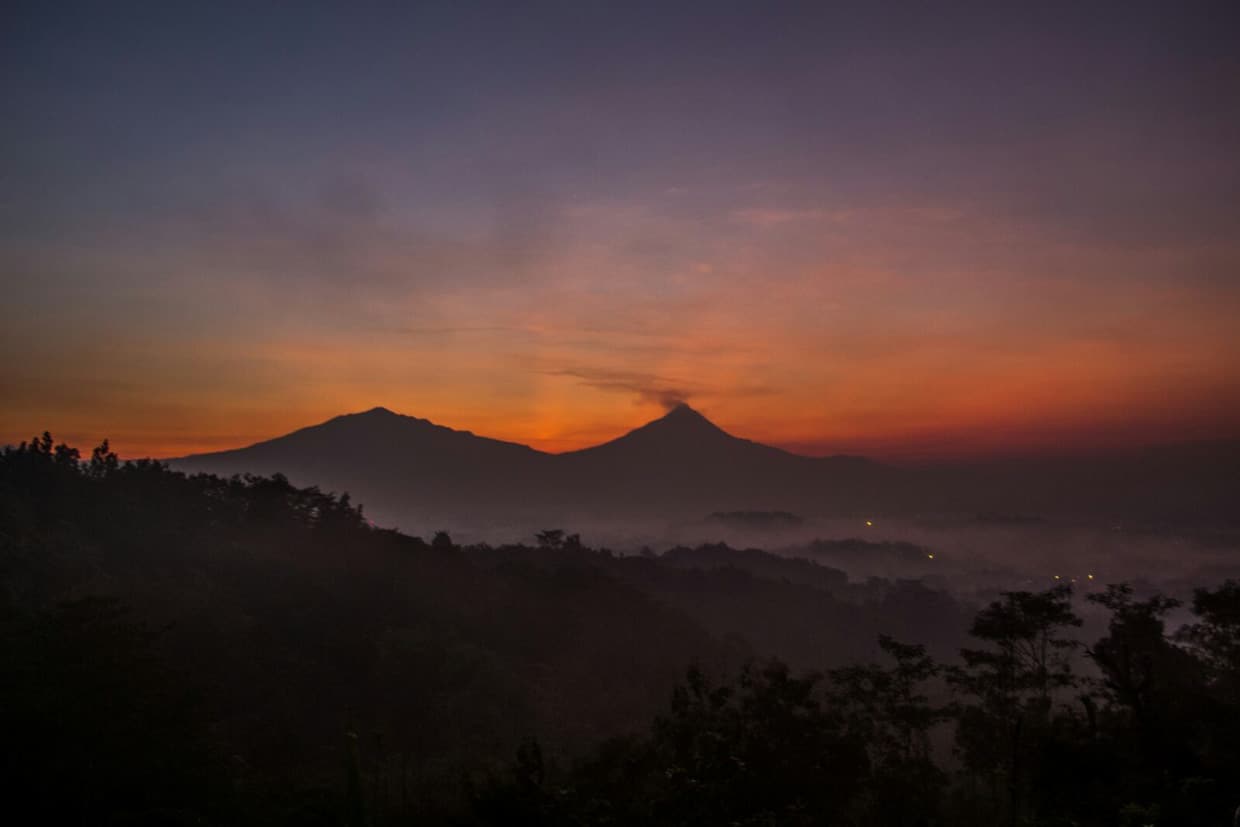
xmin=152 ymin=403 xmax=1240 ymax=468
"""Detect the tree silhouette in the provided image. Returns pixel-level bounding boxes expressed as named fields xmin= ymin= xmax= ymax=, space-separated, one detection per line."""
xmin=948 ymin=585 xmax=1082 ymax=824
xmin=829 ymin=635 xmax=945 ymax=824
xmin=5 ymin=435 xmax=1240 ymax=825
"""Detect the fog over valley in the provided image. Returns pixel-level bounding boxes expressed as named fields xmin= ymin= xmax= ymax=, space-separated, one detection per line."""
xmin=172 ymin=404 xmax=1239 ymax=603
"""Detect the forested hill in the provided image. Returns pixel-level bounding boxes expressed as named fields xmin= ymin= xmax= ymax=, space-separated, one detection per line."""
xmin=0 ymin=434 xmax=966 ymax=822
xmin=0 ymin=435 xmax=729 ymax=822
xmin=4 ymin=434 xmax=1239 ymax=826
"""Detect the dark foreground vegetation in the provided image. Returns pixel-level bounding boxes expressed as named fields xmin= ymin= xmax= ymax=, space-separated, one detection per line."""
xmin=3 ymin=435 xmax=1238 ymax=825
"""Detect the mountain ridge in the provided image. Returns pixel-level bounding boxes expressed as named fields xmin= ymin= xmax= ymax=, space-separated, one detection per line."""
xmin=170 ymin=404 xmax=883 ymax=527
xmin=172 ymin=403 xmax=871 ymax=464
xmin=168 ymin=404 xmax=1238 ymax=531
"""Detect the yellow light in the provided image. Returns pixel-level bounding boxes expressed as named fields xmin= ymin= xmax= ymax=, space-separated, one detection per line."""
xmin=1054 ymin=575 xmax=1061 ymax=580
xmin=927 ymin=553 xmax=934 ymax=559
xmin=865 ymin=520 xmax=873 ymax=527
xmin=1087 ymin=573 xmax=1094 ymax=580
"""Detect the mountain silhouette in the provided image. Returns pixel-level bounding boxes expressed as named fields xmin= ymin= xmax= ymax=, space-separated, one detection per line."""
xmin=571 ymin=403 xmax=769 ymax=458
xmin=172 ymin=404 xmax=882 ymax=527
xmin=173 ymin=407 xmax=554 ymax=526
xmin=171 ymin=404 xmax=1238 ymax=531
xmin=558 ymin=403 xmax=881 ymax=511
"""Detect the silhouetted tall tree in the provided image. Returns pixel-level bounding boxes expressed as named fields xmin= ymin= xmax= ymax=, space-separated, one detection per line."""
xmin=829 ymin=635 xmax=945 ymax=825
xmin=948 ymin=585 xmax=1082 ymax=824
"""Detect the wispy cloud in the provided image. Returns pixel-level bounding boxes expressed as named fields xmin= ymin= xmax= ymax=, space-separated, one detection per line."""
xmin=545 ymin=367 xmax=694 ymax=410
xmin=544 ymin=366 xmax=778 ymax=411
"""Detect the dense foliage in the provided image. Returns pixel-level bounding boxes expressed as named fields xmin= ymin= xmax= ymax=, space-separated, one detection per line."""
xmin=2 ymin=435 xmax=1237 ymax=825
xmin=478 ymin=580 xmax=1240 ymax=826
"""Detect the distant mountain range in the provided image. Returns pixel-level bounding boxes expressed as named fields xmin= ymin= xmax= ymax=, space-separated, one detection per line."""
xmin=171 ymin=404 xmax=885 ymax=527
xmin=171 ymin=404 xmax=1239 ymax=532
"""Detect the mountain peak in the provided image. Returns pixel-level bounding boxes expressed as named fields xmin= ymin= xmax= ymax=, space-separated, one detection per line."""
xmin=649 ymin=404 xmax=719 ymax=431
xmin=331 ymin=406 xmax=405 ymax=428
xmin=661 ymin=401 xmax=705 ymax=420
xmin=618 ymin=402 xmax=731 ymax=443
xmin=561 ymin=400 xmax=810 ymax=475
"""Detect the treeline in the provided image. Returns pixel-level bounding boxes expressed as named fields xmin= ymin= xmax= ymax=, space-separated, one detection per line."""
xmin=1 ymin=435 xmax=724 ymax=823
xmin=2 ymin=435 xmax=1237 ymax=825
xmin=478 ymin=581 xmax=1240 ymax=826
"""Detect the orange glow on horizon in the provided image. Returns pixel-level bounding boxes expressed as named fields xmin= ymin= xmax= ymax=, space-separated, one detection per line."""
xmin=6 ymin=6 xmax=1240 ymax=476
xmin=12 ymin=379 xmax=1237 ymax=464
xmin=4 ymin=200 xmax=1238 ymax=461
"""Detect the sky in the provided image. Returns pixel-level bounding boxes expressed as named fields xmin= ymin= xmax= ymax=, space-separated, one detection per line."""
xmin=3 ymin=1 xmax=1239 ymax=460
